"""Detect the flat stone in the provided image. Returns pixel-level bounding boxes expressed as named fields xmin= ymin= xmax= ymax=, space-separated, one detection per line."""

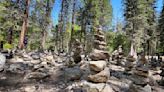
xmin=134 ymin=67 xmax=149 ymax=77
xmin=94 ymin=40 xmax=106 ymax=46
xmin=94 ymin=45 xmax=106 ymax=50
xmin=30 ymin=60 xmax=41 ymax=64
xmin=126 ymin=56 xmax=136 ymax=62
xmin=25 ymin=72 xmax=49 ymax=80
xmin=89 ymin=61 xmax=106 ymax=72
xmin=88 ymin=68 xmax=110 ymax=83
xmin=94 ymin=34 xmax=105 ymax=41
xmin=129 ymin=75 xmax=149 ymax=86
xmin=133 ymin=70 xmax=149 ymax=77
xmin=7 ymin=63 xmax=27 ymax=73
xmin=89 ymin=49 xmax=110 ymax=61
xmin=81 ymin=81 xmax=114 ymax=92
xmin=45 ymin=55 xmax=54 ymax=62
xmin=102 ymin=84 xmax=114 ymax=92
xmin=125 ymin=61 xmax=134 ymax=70
xmin=24 ymin=86 xmax=36 ymax=92
xmin=129 ymin=84 xmax=152 ymax=92
xmin=31 ymin=54 xmax=40 ymax=60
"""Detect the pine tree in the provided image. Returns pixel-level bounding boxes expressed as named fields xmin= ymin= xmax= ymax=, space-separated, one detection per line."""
xmin=123 ymin=0 xmax=157 ymax=56
xmin=80 ymin=0 xmax=112 ymax=53
xmin=18 ymin=0 xmax=30 ymax=49
xmin=0 ymin=0 xmax=23 ymax=48
xmin=145 ymin=0 xmax=157 ymax=55
xmin=158 ymin=1 xmax=164 ymax=52
xmin=123 ymin=0 xmax=139 ymax=58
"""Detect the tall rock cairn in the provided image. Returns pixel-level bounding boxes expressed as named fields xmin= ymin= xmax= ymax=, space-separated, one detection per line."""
xmin=72 ymin=39 xmax=82 ymax=64
xmin=94 ymin=28 xmax=107 ymax=51
xmin=88 ymin=27 xmax=110 ymax=83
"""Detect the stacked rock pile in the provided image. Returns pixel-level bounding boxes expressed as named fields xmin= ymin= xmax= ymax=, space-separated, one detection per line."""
xmin=88 ymin=27 xmax=110 ymax=83
xmin=125 ymin=55 xmax=136 ymax=71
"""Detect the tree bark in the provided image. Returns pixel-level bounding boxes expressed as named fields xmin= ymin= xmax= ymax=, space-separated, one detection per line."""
xmin=69 ymin=0 xmax=76 ymax=54
xmin=41 ymin=31 xmax=47 ymax=50
xmin=58 ymin=0 xmax=64 ymax=52
xmin=129 ymin=42 xmax=137 ymax=59
xmin=7 ymin=27 xmax=13 ymax=44
xmin=41 ymin=0 xmax=50 ymax=50
xmin=18 ymin=0 xmax=30 ymax=49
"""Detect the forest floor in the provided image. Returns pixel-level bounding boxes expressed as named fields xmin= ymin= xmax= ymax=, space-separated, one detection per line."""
xmin=0 ymin=51 xmax=164 ymax=92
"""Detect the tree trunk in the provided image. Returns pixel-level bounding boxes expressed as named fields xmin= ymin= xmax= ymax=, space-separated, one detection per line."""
xmin=69 ymin=0 xmax=76 ymax=54
xmin=41 ymin=31 xmax=47 ymax=50
xmin=129 ymin=42 xmax=137 ymax=59
xmin=41 ymin=0 xmax=50 ymax=50
xmin=55 ymin=25 xmax=59 ymax=52
xmin=18 ymin=0 xmax=30 ymax=49
xmin=58 ymin=0 xmax=64 ymax=53
xmin=7 ymin=27 xmax=13 ymax=44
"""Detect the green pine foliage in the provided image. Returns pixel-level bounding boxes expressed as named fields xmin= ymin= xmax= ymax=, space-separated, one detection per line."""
xmin=158 ymin=1 xmax=164 ymax=52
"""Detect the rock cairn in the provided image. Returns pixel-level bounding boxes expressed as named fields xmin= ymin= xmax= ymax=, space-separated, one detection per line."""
xmin=6 ymin=51 xmax=57 ymax=74
xmin=88 ymin=27 xmax=110 ymax=83
xmin=93 ymin=29 xmax=107 ymax=50
xmin=72 ymin=39 xmax=82 ymax=64
xmin=134 ymin=53 xmax=149 ymax=77
xmin=117 ymin=46 xmax=124 ymax=65
xmin=131 ymin=53 xmax=150 ymax=86
xmin=89 ymin=28 xmax=109 ymax=61
xmin=125 ymin=55 xmax=136 ymax=71
xmin=112 ymin=45 xmax=124 ymax=65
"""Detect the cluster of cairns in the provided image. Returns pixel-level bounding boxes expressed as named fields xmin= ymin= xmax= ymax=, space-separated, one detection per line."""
xmin=88 ymin=27 xmax=110 ymax=83
xmin=0 ymin=50 xmax=64 ymax=80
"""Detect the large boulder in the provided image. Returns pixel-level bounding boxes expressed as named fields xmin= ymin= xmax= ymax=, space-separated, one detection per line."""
xmin=7 ymin=63 xmax=27 ymax=73
xmin=129 ymin=84 xmax=152 ymax=92
xmin=25 ymin=72 xmax=50 ymax=80
xmin=88 ymin=68 xmax=110 ymax=83
xmin=0 ymin=53 xmax=6 ymax=71
xmin=89 ymin=49 xmax=110 ymax=61
xmin=64 ymin=67 xmax=82 ymax=81
xmin=80 ymin=81 xmax=114 ymax=92
xmin=89 ymin=61 xmax=106 ymax=72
